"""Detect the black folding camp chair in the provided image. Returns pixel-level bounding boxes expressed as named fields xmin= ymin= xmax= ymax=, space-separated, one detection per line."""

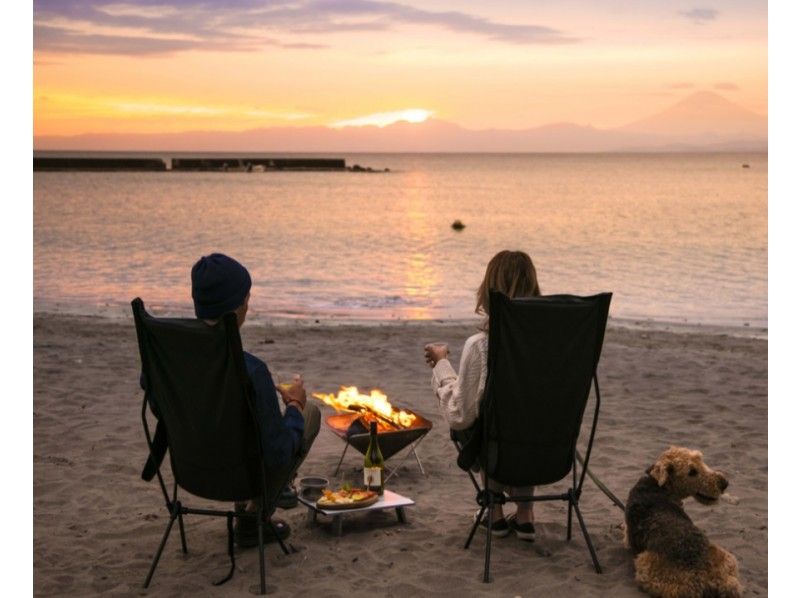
xmin=132 ymin=298 xmax=289 ymax=594
xmin=456 ymin=291 xmax=612 ymax=582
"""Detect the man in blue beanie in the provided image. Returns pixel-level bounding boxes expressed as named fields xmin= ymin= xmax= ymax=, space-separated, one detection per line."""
xmin=191 ymin=253 xmax=320 ymax=547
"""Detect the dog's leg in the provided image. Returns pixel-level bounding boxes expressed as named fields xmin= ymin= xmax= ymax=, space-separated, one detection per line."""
xmin=634 ymin=551 xmax=705 ymax=598
xmin=702 ymin=544 xmax=743 ymax=598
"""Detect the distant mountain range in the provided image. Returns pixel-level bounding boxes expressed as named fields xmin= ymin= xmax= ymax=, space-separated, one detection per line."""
xmin=34 ymin=91 xmax=767 ymax=153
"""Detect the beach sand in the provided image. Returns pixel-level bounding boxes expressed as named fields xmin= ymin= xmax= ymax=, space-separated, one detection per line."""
xmin=33 ymin=313 xmax=767 ymax=596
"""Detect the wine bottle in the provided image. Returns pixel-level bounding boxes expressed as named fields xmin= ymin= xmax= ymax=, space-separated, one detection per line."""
xmin=363 ymin=421 xmax=385 ymax=495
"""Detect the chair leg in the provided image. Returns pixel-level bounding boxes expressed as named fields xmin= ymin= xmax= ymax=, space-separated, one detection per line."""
xmin=571 ymin=499 xmax=602 ymax=574
xmin=483 ymin=500 xmax=494 ymax=583
xmin=257 ymin=507 xmax=266 ymax=595
xmin=465 ymin=505 xmax=485 ymax=549
xmin=567 ymin=499 xmax=573 ymax=541
xmin=143 ymin=512 xmax=177 ymax=588
xmin=465 ymin=469 xmax=482 ymax=494
xmin=177 ymin=511 xmax=188 ymax=554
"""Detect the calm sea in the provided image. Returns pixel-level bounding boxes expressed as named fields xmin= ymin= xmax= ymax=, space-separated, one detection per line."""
xmin=33 ymin=153 xmax=767 ymax=330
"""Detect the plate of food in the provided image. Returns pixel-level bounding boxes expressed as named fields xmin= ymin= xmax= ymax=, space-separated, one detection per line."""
xmin=316 ymin=487 xmax=380 ymax=510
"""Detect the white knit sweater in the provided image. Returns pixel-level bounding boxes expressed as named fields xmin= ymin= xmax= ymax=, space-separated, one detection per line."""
xmin=430 ymin=331 xmax=488 ymax=431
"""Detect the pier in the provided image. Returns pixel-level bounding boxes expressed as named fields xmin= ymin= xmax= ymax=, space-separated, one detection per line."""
xmin=171 ymin=157 xmax=345 ymax=171
xmin=33 ymin=156 xmax=353 ymax=172
xmin=33 ymin=157 xmax=167 ymax=171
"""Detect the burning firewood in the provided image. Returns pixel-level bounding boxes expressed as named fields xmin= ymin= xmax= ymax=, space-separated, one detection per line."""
xmin=312 ymin=386 xmax=418 ymax=430
xmin=345 ymin=405 xmax=402 ymax=431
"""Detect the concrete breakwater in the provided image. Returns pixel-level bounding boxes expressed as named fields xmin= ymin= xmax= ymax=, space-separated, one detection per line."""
xmin=33 ymin=157 xmax=168 ymax=171
xmin=32 ymin=156 xmax=384 ymax=172
xmin=171 ymin=157 xmax=345 ymax=171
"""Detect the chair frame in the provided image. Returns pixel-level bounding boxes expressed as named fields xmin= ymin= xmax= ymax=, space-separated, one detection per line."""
xmin=458 ymin=373 xmax=602 ymax=582
xmin=133 ymin=299 xmax=288 ymax=594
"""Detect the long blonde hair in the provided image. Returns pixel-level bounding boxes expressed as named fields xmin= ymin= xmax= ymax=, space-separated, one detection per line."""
xmin=475 ymin=250 xmax=541 ymax=330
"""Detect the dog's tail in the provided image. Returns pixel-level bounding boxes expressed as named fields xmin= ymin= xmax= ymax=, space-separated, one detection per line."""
xmin=576 ymin=450 xmax=626 ymax=510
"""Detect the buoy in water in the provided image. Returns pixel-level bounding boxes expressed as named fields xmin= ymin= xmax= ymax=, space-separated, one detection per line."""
xmin=451 ymin=220 xmax=466 ymax=231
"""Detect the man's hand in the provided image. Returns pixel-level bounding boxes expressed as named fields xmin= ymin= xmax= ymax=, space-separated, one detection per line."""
xmin=276 ymin=374 xmax=307 ymax=411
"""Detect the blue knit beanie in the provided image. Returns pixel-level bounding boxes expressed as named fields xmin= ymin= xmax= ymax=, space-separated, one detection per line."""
xmin=191 ymin=253 xmax=252 ymax=319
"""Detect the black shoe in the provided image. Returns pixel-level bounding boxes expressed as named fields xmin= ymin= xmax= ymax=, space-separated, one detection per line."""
xmin=474 ymin=510 xmax=510 ymax=538
xmin=276 ymin=486 xmax=298 ymax=510
xmin=234 ymin=513 xmax=291 ymax=548
xmin=507 ymin=514 xmax=535 ymax=541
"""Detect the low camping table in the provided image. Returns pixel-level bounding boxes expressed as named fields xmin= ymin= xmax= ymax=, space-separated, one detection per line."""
xmin=298 ymin=490 xmax=415 ymax=536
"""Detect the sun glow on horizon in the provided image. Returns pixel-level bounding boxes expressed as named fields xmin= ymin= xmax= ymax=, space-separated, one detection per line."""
xmin=329 ymin=109 xmax=433 ymax=129
xmin=34 ymin=92 xmax=315 ymax=135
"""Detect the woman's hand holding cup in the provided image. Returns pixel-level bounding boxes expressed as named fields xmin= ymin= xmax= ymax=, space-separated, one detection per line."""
xmin=424 ymin=343 xmax=449 ymax=368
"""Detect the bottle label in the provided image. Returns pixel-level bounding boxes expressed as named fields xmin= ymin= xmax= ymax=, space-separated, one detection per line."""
xmin=364 ymin=467 xmax=382 ymax=488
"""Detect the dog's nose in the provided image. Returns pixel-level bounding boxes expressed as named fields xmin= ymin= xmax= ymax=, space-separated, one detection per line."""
xmin=718 ymin=476 xmax=728 ymax=492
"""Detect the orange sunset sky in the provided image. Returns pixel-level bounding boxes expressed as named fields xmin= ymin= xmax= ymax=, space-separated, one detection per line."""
xmin=33 ymin=0 xmax=767 ymax=142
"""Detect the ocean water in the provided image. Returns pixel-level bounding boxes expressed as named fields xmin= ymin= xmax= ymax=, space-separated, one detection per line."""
xmin=33 ymin=153 xmax=767 ymax=329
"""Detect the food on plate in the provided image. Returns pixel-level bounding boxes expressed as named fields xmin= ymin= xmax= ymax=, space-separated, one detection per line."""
xmin=317 ymin=487 xmax=377 ymax=506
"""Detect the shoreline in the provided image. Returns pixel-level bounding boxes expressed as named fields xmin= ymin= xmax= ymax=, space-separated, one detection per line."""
xmin=33 ymin=301 xmax=768 ymax=340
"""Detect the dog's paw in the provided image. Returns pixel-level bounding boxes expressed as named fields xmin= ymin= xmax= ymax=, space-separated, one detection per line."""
xmin=719 ymin=493 xmax=740 ymax=505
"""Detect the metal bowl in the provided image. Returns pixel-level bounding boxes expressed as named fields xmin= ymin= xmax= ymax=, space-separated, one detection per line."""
xmin=299 ymin=476 xmax=329 ymax=500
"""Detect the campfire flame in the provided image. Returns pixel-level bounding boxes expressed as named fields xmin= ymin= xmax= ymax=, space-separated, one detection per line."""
xmin=312 ymin=386 xmax=418 ymax=430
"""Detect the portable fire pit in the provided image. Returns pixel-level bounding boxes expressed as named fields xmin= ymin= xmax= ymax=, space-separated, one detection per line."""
xmin=313 ymin=386 xmax=433 ymax=480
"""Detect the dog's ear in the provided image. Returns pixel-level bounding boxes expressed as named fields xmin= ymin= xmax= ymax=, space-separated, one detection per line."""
xmin=649 ymin=461 xmax=673 ymax=487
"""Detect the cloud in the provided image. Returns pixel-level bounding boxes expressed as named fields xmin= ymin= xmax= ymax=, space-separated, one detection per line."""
xmin=280 ymin=41 xmax=329 ymax=49
xmin=34 ymin=24 xmax=228 ymax=56
xmin=308 ymin=1 xmax=579 ymax=45
xmin=33 ymin=0 xmax=578 ymax=56
xmin=666 ymin=82 xmax=695 ymax=90
xmin=714 ymin=82 xmax=739 ymax=91
xmin=33 ymin=59 xmax=64 ymax=66
xmin=96 ymin=3 xmax=181 ymax=19
xmin=679 ymin=8 xmax=719 ymax=24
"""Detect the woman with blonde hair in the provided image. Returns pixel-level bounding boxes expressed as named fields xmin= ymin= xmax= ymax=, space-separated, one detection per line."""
xmin=424 ymin=250 xmax=541 ymax=540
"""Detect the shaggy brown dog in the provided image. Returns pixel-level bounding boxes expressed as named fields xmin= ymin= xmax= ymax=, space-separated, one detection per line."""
xmin=624 ymin=447 xmax=742 ymax=598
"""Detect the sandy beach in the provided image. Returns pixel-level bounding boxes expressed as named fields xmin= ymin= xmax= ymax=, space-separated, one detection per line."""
xmin=33 ymin=312 xmax=767 ymax=596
